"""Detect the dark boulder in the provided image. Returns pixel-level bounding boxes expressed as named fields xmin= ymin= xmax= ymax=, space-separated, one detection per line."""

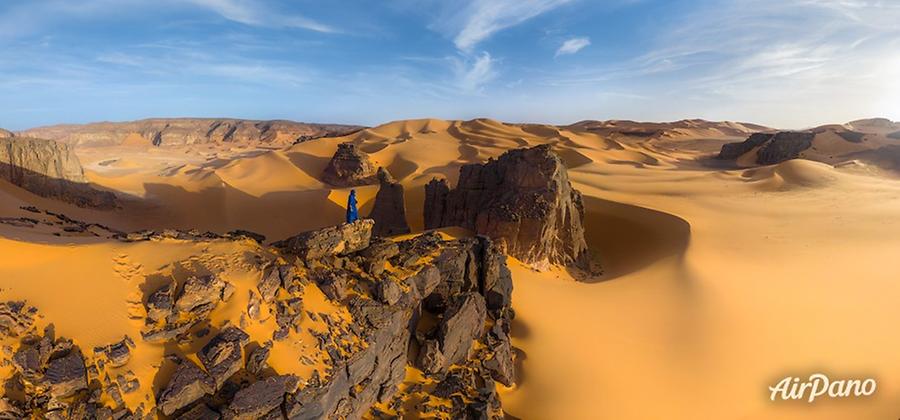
xmin=757 ymin=132 xmax=815 ymax=165
xmin=717 ymin=132 xmax=772 ymax=160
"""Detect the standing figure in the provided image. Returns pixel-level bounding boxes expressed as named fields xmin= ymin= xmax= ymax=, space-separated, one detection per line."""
xmin=346 ymin=189 xmax=359 ymax=223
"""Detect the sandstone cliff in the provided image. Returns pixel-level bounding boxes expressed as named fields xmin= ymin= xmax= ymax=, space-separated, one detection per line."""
xmin=19 ymin=118 xmax=362 ymax=147
xmin=425 ymin=144 xmax=591 ymax=270
xmin=0 ymin=136 xmax=116 ymax=208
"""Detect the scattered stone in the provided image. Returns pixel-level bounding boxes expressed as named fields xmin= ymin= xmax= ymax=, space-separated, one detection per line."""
xmin=245 ymin=343 xmax=271 ymax=375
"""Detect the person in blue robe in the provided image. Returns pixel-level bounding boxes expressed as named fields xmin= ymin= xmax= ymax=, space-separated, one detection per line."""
xmin=346 ymin=189 xmax=359 ymax=223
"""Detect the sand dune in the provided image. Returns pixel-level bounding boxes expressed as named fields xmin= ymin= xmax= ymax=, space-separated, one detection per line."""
xmin=1 ymin=117 xmax=899 ymax=418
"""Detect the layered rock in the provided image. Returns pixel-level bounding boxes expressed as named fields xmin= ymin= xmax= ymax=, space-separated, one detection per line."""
xmin=273 ymin=219 xmax=374 ymax=259
xmin=368 ymin=167 xmax=411 ymax=237
xmin=424 ymin=144 xmax=591 ymax=270
xmin=18 ymin=118 xmax=362 ymax=147
xmin=717 ymin=131 xmax=816 ymax=165
xmin=0 ymin=136 xmax=117 ymax=208
xmin=321 ymin=142 xmax=380 ymax=187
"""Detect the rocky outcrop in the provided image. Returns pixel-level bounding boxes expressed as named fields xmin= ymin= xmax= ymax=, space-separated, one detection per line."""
xmin=424 ymin=144 xmax=591 ymax=270
xmin=757 ymin=132 xmax=816 ymax=165
xmin=717 ymin=131 xmax=815 ymax=165
xmin=0 ymin=220 xmax=516 ymax=419
xmin=273 ymin=219 xmax=374 ymax=259
xmin=368 ymin=167 xmax=411 ymax=237
xmin=321 ymin=142 xmax=380 ymax=187
xmin=18 ymin=118 xmax=363 ymax=147
xmin=0 ymin=128 xmax=12 ymax=138
xmin=0 ymin=136 xmax=117 ymax=208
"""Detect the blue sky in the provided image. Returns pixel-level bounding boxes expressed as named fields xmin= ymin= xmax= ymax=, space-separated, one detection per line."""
xmin=1 ymin=0 xmax=898 ymax=130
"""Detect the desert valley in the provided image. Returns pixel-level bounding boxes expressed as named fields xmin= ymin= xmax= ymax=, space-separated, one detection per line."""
xmin=0 ymin=116 xmax=899 ymax=419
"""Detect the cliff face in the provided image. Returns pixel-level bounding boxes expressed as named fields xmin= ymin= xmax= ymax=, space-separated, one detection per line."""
xmin=18 ymin=118 xmax=363 ymax=147
xmin=425 ymin=145 xmax=591 ymax=271
xmin=0 ymin=136 xmax=116 ymax=208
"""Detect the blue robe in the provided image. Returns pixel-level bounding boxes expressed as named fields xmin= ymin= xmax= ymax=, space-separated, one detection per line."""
xmin=346 ymin=190 xmax=359 ymax=223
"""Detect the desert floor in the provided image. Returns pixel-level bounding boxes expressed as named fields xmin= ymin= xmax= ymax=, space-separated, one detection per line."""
xmin=1 ymin=118 xmax=899 ymax=418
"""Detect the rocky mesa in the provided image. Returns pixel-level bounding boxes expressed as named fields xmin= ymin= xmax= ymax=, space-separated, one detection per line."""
xmin=18 ymin=118 xmax=363 ymax=147
xmin=0 ymin=134 xmax=117 ymax=208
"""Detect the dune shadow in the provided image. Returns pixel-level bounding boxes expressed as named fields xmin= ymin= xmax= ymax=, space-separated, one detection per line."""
xmin=284 ymin=151 xmax=332 ymax=181
xmin=580 ymin=196 xmax=691 ymax=282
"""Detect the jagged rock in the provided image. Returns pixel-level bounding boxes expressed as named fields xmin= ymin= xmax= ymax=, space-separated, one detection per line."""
xmin=274 ymin=219 xmax=374 ymax=260
xmin=198 ymin=327 xmax=250 ymax=389
xmin=482 ymin=337 xmax=515 ymax=387
xmin=245 ymin=343 xmax=271 ymax=375
xmin=45 ymin=351 xmax=88 ymax=398
xmin=406 ymin=265 xmax=441 ymax=299
xmin=757 ymin=132 xmax=815 ymax=165
xmin=357 ymin=237 xmax=399 ymax=276
xmin=225 ymin=375 xmax=298 ymax=419
xmin=374 ymin=278 xmax=402 ymax=305
xmin=146 ymin=283 xmax=175 ymax=322
xmin=439 ymin=293 xmax=487 ymax=368
xmin=423 ymin=178 xmax=450 ymax=230
xmin=93 ymin=336 xmax=134 ymax=368
xmin=176 ymin=275 xmax=230 ymax=313
xmin=368 ymin=167 xmax=411 ymax=237
xmin=177 ymin=403 xmax=221 ymax=420
xmin=0 ymin=301 xmax=36 ymax=337
xmin=718 ymin=131 xmax=816 ymax=165
xmin=157 ymin=359 xmax=215 ymax=416
xmin=257 ymin=264 xmax=283 ymax=303
xmin=717 ymin=132 xmax=772 ymax=160
xmin=311 ymin=267 xmax=350 ymax=302
xmin=274 ymin=298 xmax=304 ymax=339
xmin=224 ymin=230 xmax=266 ymax=244
xmin=0 ymin=136 xmax=117 ymax=208
xmin=417 ymin=339 xmax=445 ymax=375
xmin=424 ymin=145 xmax=590 ymax=270
xmin=478 ymin=236 xmax=513 ymax=314
xmin=321 ymin=142 xmax=380 ymax=186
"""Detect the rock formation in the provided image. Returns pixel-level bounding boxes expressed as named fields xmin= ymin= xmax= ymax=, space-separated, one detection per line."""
xmin=0 ymin=128 xmax=13 ymax=138
xmin=18 ymin=118 xmax=363 ymax=147
xmin=424 ymin=144 xmax=591 ymax=270
xmin=368 ymin=167 xmax=411 ymax=237
xmin=321 ymin=142 xmax=380 ymax=187
xmin=0 ymin=136 xmax=117 ymax=208
xmin=717 ymin=131 xmax=815 ymax=165
xmin=0 ymin=218 xmax=516 ymax=418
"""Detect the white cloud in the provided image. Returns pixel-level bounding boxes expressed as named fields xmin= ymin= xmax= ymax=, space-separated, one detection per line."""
xmin=431 ymin=0 xmax=574 ymax=51
xmin=556 ymin=36 xmax=591 ymax=56
xmin=454 ymin=52 xmax=498 ymax=93
xmin=184 ymin=0 xmax=334 ymax=33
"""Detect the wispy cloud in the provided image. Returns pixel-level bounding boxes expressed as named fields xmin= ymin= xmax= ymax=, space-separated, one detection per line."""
xmin=431 ymin=0 xmax=574 ymax=51
xmin=454 ymin=52 xmax=498 ymax=93
xmin=556 ymin=36 xmax=590 ymax=56
xmin=184 ymin=0 xmax=334 ymax=33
